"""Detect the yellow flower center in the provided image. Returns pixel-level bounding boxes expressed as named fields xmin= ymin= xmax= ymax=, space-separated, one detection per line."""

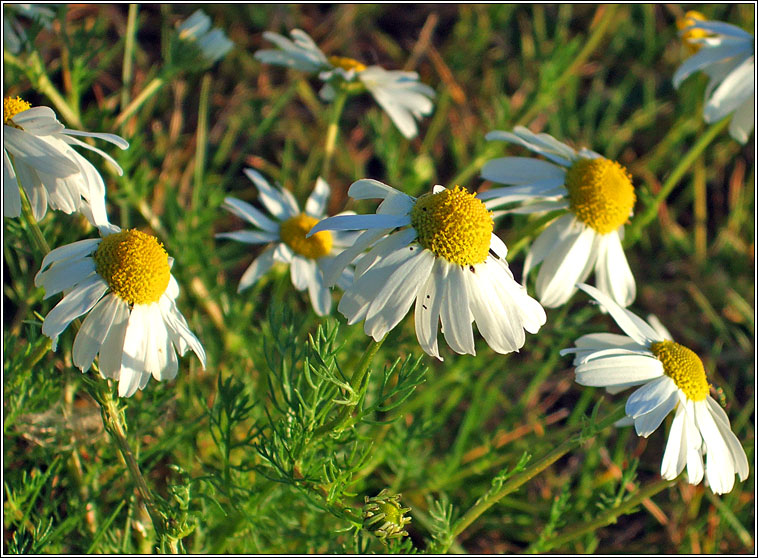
xmin=328 ymin=55 xmax=367 ymax=73
xmin=677 ymin=11 xmax=709 ymax=54
xmin=650 ymin=340 xmax=709 ymax=401
xmin=4 ymin=96 xmax=31 ymax=126
xmin=280 ymin=213 xmax=333 ymax=259
xmin=410 ymin=186 xmax=493 ymax=266
xmin=564 ymin=158 xmax=635 ymax=235
xmin=93 ymin=229 xmax=171 ymax=305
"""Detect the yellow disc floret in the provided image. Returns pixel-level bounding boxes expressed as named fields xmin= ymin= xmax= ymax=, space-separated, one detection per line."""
xmin=565 ymin=158 xmax=635 ymax=235
xmin=4 ymin=96 xmax=31 ymax=126
xmin=677 ymin=11 xmax=709 ymax=54
xmin=328 ymin=55 xmax=367 ymax=73
xmin=93 ymin=229 xmax=171 ymax=305
xmin=650 ymin=340 xmax=709 ymax=401
xmin=280 ymin=214 xmax=333 ymax=259
xmin=410 ymin=186 xmax=493 ymax=266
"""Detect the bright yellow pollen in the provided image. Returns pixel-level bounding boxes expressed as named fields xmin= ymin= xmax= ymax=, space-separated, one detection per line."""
xmin=4 ymin=96 xmax=31 ymax=126
xmin=565 ymin=158 xmax=635 ymax=235
xmin=93 ymin=230 xmax=171 ymax=305
xmin=410 ymin=186 xmax=493 ymax=266
xmin=677 ymin=11 xmax=709 ymax=54
xmin=328 ymin=55 xmax=367 ymax=73
xmin=650 ymin=340 xmax=709 ymax=402
xmin=280 ymin=214 xmax=333 ymax=259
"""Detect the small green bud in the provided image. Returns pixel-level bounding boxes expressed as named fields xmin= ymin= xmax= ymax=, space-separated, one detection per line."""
xmin=362 ymin=489 xmax=411 ymax=542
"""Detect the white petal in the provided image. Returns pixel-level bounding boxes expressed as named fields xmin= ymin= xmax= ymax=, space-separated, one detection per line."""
xmin=3 ymin=149 xmax=22 ymax=217
xmin=439 ymin=264 xmax=475 ymax=355
xmin=308 ymin=263 xmax=332 ymax=316
xmin=661 ymin=404 xmax=689 ymax=480
xmin=522 ymin=214 xmax=573 ymax=280
xmin=97 ymin=295 xmax=131 ymax=380
xmin=536 ymin=223 xmax=597 ymax=307
xmin=694 ymin=401 xmax=738 ymax=494
xmin=118 ymin=306 xmax=151 ymax=397
xmin=237 ymin=246 xmax=276 ymax=292
xmin=41 ymin=275 xmax=108 ymax=340
xmin=305 ymin=176 xmax=330 ymax=217
xmin=222 ymin=196 xmax=280 ymax=233
xmin=37 ymin=259 xmax=96 ymax=299
xmin=594 ymin=230 xmax=636 ymax=308
xmin=575 ymin=354 xmax=664 ymax=387
xmin=577 ymin=284 xmax=662 ymax=346
xmin=309 ymin=213 xmax=410 ymax=235
xmin=673 ymin=43 xmax=749 ymax=88
xmin=414 ymin=261 xmax=445 ymax=359
xmin=704 ymin=56 xmax=754 ymax=123
xmin=348 ymin=179 xmax=403 ymax=200
xmin=159 ymin=295 xmax=207 ymax=368
xmin=290 ymin=255 xmax=314 ymax=291
xmin=480 ymin=156 xmax=566 ymax=186
xmin=727 ymin=95 xmax=754 ymax=143
xmin=706 ymin=397 xmax=749 ymax=481
xmin=216 ymin=230 xmax=279 ymax=244
xmin=72 ymin=293 xmax=123 ymax=373
xmin=243 ymin=168 xmax=299 ymax=220
xmin=625 ymin=375 xmax=677 ymax=423
xmin=322 ymin=228 xmax=389 ymax=286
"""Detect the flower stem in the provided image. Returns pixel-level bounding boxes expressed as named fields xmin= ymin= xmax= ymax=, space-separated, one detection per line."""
xmin=431 ymin=404 xmax=626 ymax=553
xmin=120 ymin=4 xmax=140 ymax=112
xmin=624 ymin=116 xmax=731 ymax=247
xmin=114 ymin=75 xmax=166 ymax=128
xmin=313 ymin=335 xmax=386 ymax=436
xmin=320 ymin=87 xmax=350 ymax=181
xmin=530 ymin=477 xmax=675 ymax=552
xmin=19 ymin=186 xmax=51 ymax=256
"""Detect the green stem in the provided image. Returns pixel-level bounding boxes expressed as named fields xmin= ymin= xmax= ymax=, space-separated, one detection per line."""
xmin=19 ymin=186 xmax=51 ymax=255
xmin=532 ymin=477 xmax=675 ymax=552
xmin=114 ymin=75 xmax=166 ymax=128
xmin=313 ymin=336 xmax=386 ymax=436
xmin=4 ymin=50 xmax=83 ymax=128
xmin=433 ymin=404 xmax=626 ymax=553
xmin=91 ymin=380 xmax=177 ymax=552
xmin=192 ymin=73 xmax=212 ymax=211
xmin=624 ymin=116 xmax=730 ymax=247
xmin=120 ymin=4 xmax=139 ymax=112
xmin=320 ymin=87 xmax=350 ymax=181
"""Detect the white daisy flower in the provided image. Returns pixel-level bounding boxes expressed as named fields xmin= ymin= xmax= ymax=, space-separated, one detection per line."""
xmin=175 ymin=9 xmax=233 ymax=67
xmin=309 ymin=179 xmax=546 ymax=360
xmin=562 ymin=283 xmax=749 ymax=494
xmin=34 ymin=226 xmax=207 ymax=398
xmin=216 ymin=170 xmax=356 ymax=316
xmin=477 ymin=126 xmax=637 ymax=309
xmin=3 ymin=96 xmax=128 ymax=226
xmin=254 ymin=29 xmax=435 ymax=139
xmin=674 ymin=12 xmax=754 ymax=144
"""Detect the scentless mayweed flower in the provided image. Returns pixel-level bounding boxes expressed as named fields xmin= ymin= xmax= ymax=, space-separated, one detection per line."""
xmin=477 ymin=126 xmax=637 ymax=309
xmin=255 ymin=29 xmax=435 ymax=138
xmin=216 ymin=170 xmax=357 ymax=316
xmin=309 ymin=179 xmax=546 ymax=359
xmin=673 ymin=12 xmax=755 ymax=144
xmin=562 ymin=284 xmax=748 ymax=494
xmin=175 ymin=9 xmax=233 ymax=67
xmin=362 ymin=489 xmax=411 ymax=542
xmin=3 ymin=96 xmax=128 ymax=226
xmin=35 ymin=225 xmax=206 ymax=398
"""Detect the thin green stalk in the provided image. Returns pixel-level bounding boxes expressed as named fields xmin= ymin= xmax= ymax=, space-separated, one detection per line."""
xmin=624 ymin=116 xmax=731 ymax=247
xmin=193 ymin=73 xmax=212 ymax=210
xmin=431 ymin=404 xmax=626 ymax=553
xmin=121 ymin=4 xmax=139 ymax=112
xmin=320 ymin=87 xmax=350 ymax=181
xmin=19 ymin=186 xmax=51 ymax=255
xmin=4 ymin=50 xmax=84 ymax=128
xmin=313 ymin=336 xmax=386 ymax=436
xmin=531 ymin=477 xmax=676 ymax=552
xmin=92 ymin=381 xmax=178 ymax=553
xmin=114 ymin=75 xmax=166 ymax=128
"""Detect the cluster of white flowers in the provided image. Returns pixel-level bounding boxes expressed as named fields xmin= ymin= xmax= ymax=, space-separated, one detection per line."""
xmin=5 ymin=7 xmax=749 ymax=498
xmin=5 ymin=10 xmax=232 ymax=398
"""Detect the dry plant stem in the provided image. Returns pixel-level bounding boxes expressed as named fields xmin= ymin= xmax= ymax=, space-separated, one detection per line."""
xmin=120 ymin=4 xmax=139 ymax=112
xmin=625 ymin=116 xmax=731 ymax=246
xmin=114 ymin=75 xmax=165 ymax=128
xmin=433 ymin=404 xmax=627 ymax=553
xmin=320 ymin=87 xmax=349 ymax=181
